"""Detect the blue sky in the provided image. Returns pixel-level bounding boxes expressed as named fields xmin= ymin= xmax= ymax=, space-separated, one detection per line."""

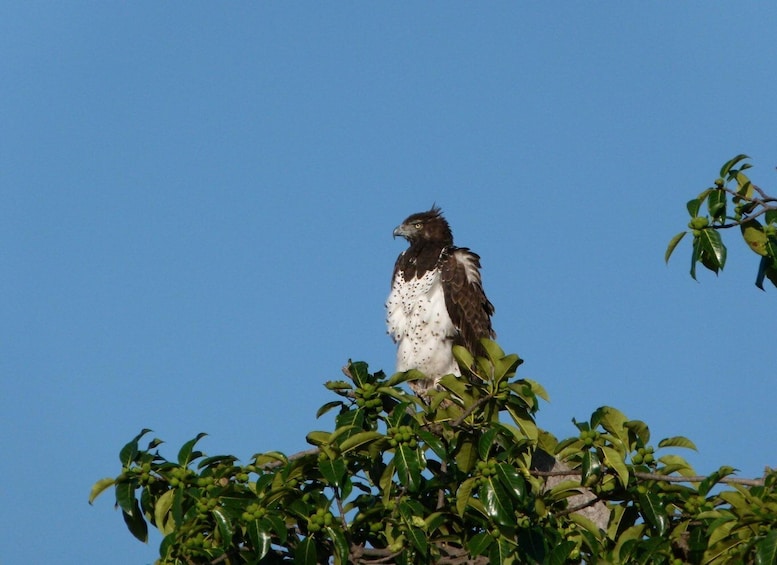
xmin=3 ymin=4 xmax=776 ymax=563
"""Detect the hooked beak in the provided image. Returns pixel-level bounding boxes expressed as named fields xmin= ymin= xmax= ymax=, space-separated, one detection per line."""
xmin=393 ymin=224 xmax=410 ymax=239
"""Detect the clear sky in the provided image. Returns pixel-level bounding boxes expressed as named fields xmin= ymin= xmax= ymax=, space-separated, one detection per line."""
xmin=2 ymin=4 xmax=776 ymax=563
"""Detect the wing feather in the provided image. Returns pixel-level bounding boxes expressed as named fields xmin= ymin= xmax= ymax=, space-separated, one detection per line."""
xmin=440 ymin=247 xmax=495 ymax=356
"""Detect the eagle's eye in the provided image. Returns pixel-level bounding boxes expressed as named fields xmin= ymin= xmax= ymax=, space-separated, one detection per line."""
xmin=414 ymin=223 xmax=422 ymax=229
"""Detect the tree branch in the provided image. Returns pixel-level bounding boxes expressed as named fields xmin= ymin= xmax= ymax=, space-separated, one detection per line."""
xmin=532 ymin=467 xmax=765 ymax=487
xmin=450 ymin=394 xmax=493 ymax=428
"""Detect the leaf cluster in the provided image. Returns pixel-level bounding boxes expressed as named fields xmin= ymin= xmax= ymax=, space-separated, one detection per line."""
xmin=666 ymin=155 xmax=777 ymax=288
xmin=92 ymin=340 xmax=777 ymax=564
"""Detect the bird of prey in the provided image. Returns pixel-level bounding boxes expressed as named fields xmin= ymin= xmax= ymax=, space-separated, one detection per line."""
xmin=386 ymin=206 xmax=495 ymax=396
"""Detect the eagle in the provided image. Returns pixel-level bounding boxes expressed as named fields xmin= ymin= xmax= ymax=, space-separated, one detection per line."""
xmin=386 ymin=206 xmax=495 ymax=396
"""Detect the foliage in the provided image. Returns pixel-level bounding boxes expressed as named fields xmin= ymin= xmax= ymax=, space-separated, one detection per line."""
xmin=91 ymin=340 xmax=777 ymax=564
xmin=665 ymin=155 xmax=777 ymax=289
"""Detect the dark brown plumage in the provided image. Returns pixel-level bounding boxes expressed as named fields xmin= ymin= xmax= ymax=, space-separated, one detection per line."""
xmin=386 ymin=206 xmax=495 ymax=394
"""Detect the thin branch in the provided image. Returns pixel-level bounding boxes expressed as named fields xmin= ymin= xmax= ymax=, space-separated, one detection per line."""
xmin=555 ymin=495 xmax=603 ymax=517
xmin=634 ymin=471 xmax=765 ymax=487
xmin=705 ymin=184 xmax=777 ymax=229
xmin=333 ymin=486 xmax=349 ymax=531
xmin=450 ymin=395 xmax=493 ymax=428
xmin=751 ymin=183 xmax=777 ymax=202
xmin=532 ymin=467 xmax=765 ymax=487
xmin=257 ymin=447 xmax=319 ymax=471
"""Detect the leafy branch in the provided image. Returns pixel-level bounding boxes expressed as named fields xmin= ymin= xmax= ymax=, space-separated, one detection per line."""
xmin=666 ymin=154 xmax=777 ymax=289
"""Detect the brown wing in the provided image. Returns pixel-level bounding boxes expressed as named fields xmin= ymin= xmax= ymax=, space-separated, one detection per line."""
xmin=440 ymin=247 xmax=495 ymax=356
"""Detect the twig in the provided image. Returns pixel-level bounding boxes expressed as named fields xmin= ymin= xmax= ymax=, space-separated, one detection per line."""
xmin=634 ymin=471 xmax=765 ymax=487
xmin=257 ymin=447 xmax=320 ymax=471
xmin=556 ymin=495 xmax=603 ymax=517
xmin=333 ymin=486 xmax=349 ymax=531
xmin=532 ymin=467 xmax=765 ymax=487
xmin=451 ymin=395 xmax=493 ymax=427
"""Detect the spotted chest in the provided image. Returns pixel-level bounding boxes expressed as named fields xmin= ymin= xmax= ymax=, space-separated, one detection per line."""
xmin=386 ymin=267 xmax=459 ymax=380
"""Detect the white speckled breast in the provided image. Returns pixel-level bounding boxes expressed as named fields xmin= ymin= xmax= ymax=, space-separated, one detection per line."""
xmin=386 ymin=268 xmax=459 ymax=381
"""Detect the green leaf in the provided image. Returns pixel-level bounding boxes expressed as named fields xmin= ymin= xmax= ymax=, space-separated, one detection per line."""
xmin=755 ymin=529 xmax=777 ymax=565
xmin=114 ymin=479 xmax=137 ymax=516
xmin=735 ymin=170 xmax=753 ymax=196
xmin=119 ymin=429 xmax=152 ymax=467
xmin=171 ymin=483 xmax=184 ymax=526
xmin=89 ymin=477 xmax=115 ymax=505
xmin=254 ymin=451 xmax=288 ymax=468
xmin=386 ymin=370 xmax=420 ymax=387
xmin=638 ymin=491 xmax=668 ymax=536
xmin=582 ymin=450 xmax=602 ymax=487
xmin=525 ymin=378 xmax=550 ymax=402
xmin=505 ymin=405 xmax=539 ymax=441
xmin=601 ymin=446 xmax=629 ymax=487
xmin=438 ymin=374 xmax=471 ymax=404
xmin=657 ymin=454 xmax=695 ymax=476
xmin=755 ymin=255 xmax=777 ymax=290
xmin=493 ymin=353 xmax=522 ymax=383
xmin=698 ymin=228 xmax=726 ymax=272
xmin=324 ymin=380 xmax=352 ymax=391
xmin=405 ymin=525 xmax=428 ymax=554
xmin=720 ymin=154 xmax=749 ymax=178
xmin=741 ymin=219 xmax=769 ymax=256
xmin=315 ymin=401 xmax=344 ymax=418
xmin=613 ymin=523 xmax=645 ymax=559
xmin=456 ymin=477 xmax=478 ymax=517
xmin=699 ymin=466 xmax=736 ymax=497
xmin=212 ymin=506 xmax=233 ymax=548
xmin=418 ymin=429 xmax=447 ymax=459
xmin=479 ymin=476 xmax=514 ymax=526
xmin=455 ymin=436 xmax=478 ymax=473
xmin=593 ymin=406 xmax=629 ymax=446
xmin=424 ymin=512 xmax=446 ymax=533
xmin=665 ymin=231 xmax=687 ymax=264
xmin=395 ymin=444 xmax=422 ymax=492
xmin=264 ymin=513 xmax=288 ymax=544
xmin=658 ymin=436 xmax=697 ymax=450
xmin=335 ymin=406 xmax=365 ymax=429
xmin=708 ymin=188 xmax=727 ymax=219
xmin=122 ymin=499 xmax=149 ymax=542
xmin=197 ymin=454 xmax=237 ymax=470
xmin=247 ymin=521 xmax=272 ymax=560
xmin=177 ymin=432 xmax=207 ymax=466
xmin=547 ymin=540 xmax=576 ymax=565
xmin=346 ymin=361 xmax=370 ymax=387
xmin=305 ymin=430 xmax=331 ymax=447
xmin=153 ymin=489 xmax=175 ymax=535
xmin=325 ymin=526 xmax=350 ymax=564
xmin=319 ymin=457 xmax=346 ymax=487
xmin=452 ymin=344 xmax=475 ymax=369
xmin=478 ymin=427 xmax=499 ymax=460
xmin=480 ymin=338 xmax=506 ymax=363
xmin=488 ymin=537 xmax=513 ymax=563
xmin=625 ymin=419 xmax=650 ymax=447
xmin=495 ymin=462 xmax=526 ymax=502
xmin=338 ymin=431 xmax=383 ymax=454
xmin=294 ymin=536 xmax=317 ymax=565
xmin=159 ymin=533 xmax=176 ymax=561
xmin=467 ymin=531 xmax=493 ymax=556
xmin=686 ymin=198 xmax=702 ymax=218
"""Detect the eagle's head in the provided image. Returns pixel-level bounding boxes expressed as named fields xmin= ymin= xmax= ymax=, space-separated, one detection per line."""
xmin=393 ymin=206 xmax=453 ymax=246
